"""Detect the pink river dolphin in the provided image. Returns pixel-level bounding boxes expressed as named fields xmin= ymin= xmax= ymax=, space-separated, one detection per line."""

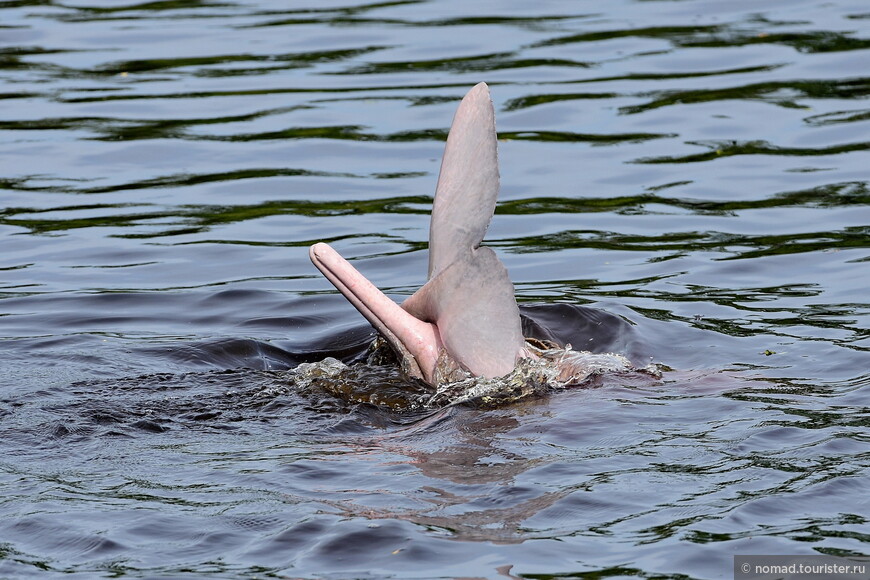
xmin=310 ymin=83 xmax=635 ymax=390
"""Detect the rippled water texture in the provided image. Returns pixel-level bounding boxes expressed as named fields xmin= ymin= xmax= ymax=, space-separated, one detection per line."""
xmin=1 ymin=0 xmax=869 ymax=578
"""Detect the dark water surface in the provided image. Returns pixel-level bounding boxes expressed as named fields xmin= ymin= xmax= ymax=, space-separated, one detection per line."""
xmin=2 ymin=0 xmax=869 ymax=578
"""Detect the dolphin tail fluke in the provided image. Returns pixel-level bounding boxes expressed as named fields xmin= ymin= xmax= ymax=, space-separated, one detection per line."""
xmin=428 ymin=82 xmax=500 ymax=279
xmin=403 ymin=246 xmax=525 ymax=379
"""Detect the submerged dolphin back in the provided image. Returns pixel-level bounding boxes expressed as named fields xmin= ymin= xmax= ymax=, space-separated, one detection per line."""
xmin=428 ymin=82 xmax=500 ymax=279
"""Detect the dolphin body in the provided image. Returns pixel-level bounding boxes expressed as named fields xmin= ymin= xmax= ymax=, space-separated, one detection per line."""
xmin=309 ymin=83 xmax=540 ymax=387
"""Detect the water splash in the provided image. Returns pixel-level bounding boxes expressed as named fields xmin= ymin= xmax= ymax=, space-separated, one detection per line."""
xmin=290 ymin=341 xmax=661 ymax=410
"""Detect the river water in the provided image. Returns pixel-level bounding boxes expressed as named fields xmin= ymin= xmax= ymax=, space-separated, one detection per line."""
xmin=1 ymin=1 xmax=868 ymax=578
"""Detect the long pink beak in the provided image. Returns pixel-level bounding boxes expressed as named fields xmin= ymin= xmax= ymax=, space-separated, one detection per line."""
xmin=309 ymin=242 xmax=442 ymax=384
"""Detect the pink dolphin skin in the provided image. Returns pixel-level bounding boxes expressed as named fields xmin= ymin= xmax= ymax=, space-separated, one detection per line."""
xmin=309 ymin=83 xmax=529 ymax=386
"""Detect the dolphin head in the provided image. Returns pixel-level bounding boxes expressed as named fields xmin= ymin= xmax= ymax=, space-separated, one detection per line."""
xmin=309 ymin=83 xmax=528 ymax=387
